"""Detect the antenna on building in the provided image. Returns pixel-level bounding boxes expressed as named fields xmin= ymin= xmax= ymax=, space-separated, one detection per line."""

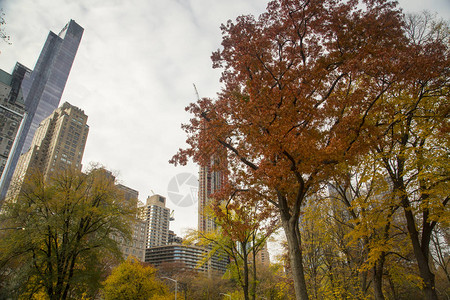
xmin=169 ymin=210 xmax=175 ymax=221
xmin=150 ymin=189 xmax=155 ymax=195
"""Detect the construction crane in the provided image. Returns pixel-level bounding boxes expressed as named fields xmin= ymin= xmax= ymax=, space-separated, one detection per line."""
xmin=193 ymin=83 xmax=200 ymax=101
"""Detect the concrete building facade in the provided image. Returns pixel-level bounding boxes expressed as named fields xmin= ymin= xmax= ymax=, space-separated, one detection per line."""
xmin=116 ymin=184 xmax=147 ymax=261
xmin=113 ymin=218 xmax=147 ymax=262
xmin=255 ymin=242 xmax=271 ymax=267
xmin=168 ymin=230 xmax=183 ymax=244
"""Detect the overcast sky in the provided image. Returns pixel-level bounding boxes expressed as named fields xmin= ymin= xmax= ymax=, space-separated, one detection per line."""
xmin=0 ymin=0 xmax=448 ymax=239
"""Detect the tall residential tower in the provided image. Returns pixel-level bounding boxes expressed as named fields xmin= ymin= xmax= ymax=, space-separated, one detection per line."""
xmin=143 ymin=194 xmax=171 ymax=248
xmin=8 ymin=102 xmax=88 ymax=198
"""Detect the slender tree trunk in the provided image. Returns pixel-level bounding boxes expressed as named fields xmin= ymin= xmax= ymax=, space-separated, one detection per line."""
xmin=373 ymin=210 xmax=394 ymax=300
xmin=360 ymin=269 xmax=368 ymax=296
xmin=251 ymin=237 xmax=257 ymax=300
xmin=242 ymin=241 xmax=250 ymax=300
xmin=387 ymin=273 xmax=398 ymax=300
xmin=280 ymin=213 xmax=309 ymax=300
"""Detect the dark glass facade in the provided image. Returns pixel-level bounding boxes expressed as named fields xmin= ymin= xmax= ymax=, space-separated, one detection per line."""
xmin=0 ymin=65 xmax=29 ymax=203
xmin=22 ymin=20 xmax=84 ymax=153
xmin=0 ymin=20 xmax=83 ymax=199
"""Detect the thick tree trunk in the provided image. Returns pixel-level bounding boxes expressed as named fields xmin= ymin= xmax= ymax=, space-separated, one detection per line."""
xmin=373 ymin=256 xmax=385 ymax=300
xmin=397 ymin=178 xmax=438 ymax=299
xmin=280 ymin=213 xmax=309 ymax=300
xmin=402 ymin=206 xmax=438 ymax=300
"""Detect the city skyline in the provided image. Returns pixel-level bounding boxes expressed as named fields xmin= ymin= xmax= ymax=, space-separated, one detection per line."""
xmin=0 ymin=19 xmax=83 ymax=199
xmin=0 ymin=0 xmax=448 ymax=237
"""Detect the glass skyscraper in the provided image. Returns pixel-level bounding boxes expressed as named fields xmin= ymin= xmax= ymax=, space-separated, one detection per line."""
xmin=22 ymin=20 xmax=84 ymax=152
xmin=0 ymin=20 xmax=83 ymax=199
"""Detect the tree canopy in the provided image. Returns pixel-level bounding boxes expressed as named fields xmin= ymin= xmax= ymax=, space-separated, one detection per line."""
xmin=0 ymin=167 xmax=136 ymax=299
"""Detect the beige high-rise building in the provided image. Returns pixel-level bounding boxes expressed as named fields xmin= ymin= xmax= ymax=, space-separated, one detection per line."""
xmin=143 ymin=194 xmax=170 ymax=248
xmin=8 ymin=102 xmax=88 ymax=197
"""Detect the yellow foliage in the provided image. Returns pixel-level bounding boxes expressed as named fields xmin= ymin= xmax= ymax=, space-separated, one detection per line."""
xmin=102 ymin=257 xmax=171 ymax=300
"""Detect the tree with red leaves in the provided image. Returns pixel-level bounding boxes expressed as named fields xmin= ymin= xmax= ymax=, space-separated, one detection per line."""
xmin=171 ymin=0 xmax=411 ymax=299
